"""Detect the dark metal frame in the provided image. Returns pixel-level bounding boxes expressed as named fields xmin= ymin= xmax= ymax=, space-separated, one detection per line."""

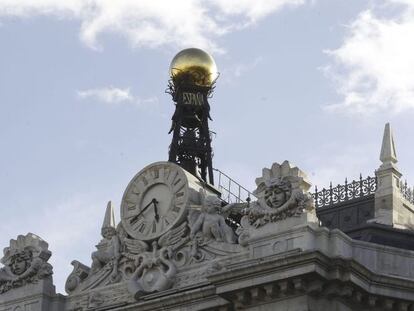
xmin=166 ymin=79 xmax=215 ymax=185
xmin=400 ymin=180 xmax=414 ymax=204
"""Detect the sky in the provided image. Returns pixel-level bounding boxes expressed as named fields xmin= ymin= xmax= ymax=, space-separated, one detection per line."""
xmin=1 ymin=0 xmax=414 ymax=295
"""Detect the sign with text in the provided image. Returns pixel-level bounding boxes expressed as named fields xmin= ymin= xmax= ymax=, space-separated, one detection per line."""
xmin=182 ymin=92 xmax=204 ymax=106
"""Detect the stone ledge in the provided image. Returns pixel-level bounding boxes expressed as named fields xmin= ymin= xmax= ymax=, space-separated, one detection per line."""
xmin=208 ymin=250 xmax=414 ymax=303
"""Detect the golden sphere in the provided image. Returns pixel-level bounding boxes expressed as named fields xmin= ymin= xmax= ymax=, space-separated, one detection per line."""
xmin=169 ymin=48 xmax=218 ymax=87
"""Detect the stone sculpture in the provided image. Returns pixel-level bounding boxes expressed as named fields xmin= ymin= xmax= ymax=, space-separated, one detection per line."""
xmin=64 ymin=189 xmax=243 ymax=304
xmin=91 ymin=201 xmax=121 ymax=282
xmin=126 ymin=222 xmax=187 ymax=298
xmin=189 ymin=194 xmax=237 ymax=244
xmin=65 ymin=202 xmax=122 ymax=294
xmin=246 ymin=161 xmax=314 ymax=226
xmin=233 ymin=161 xmax=315 ymax=246
xmin=127 ymin=246 xmax=177 ymax=299
xmin=0 ymin=233 xmax=53 ymax=293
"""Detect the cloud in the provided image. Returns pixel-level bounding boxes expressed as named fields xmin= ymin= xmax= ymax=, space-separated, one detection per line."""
xmin=77 ymin=86 xmax=158 ymax=109
xmin=77 ymin=87 xmax=133 ymax=104
xmin=210 ymin=0 xmax=306 ymax=22
xmin=324 ymin=1 xmax=414 ymax=115
xmin=0 ymin=0 xmax=309 ymax=52
xmin=221 ymin=56 xmax=263 ymax=83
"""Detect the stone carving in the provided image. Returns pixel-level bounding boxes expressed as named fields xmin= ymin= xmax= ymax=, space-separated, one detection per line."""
xmin=65 ymin=261 xmax=90 ymax=294
xmin=91 ymin=201 xmax=121 ymax=282
xmin=239 ymin=161 xmax=314 ymax=230
xmin=185 ymin=193 xmax=240 ymax=266
xmin=65 ymin=195 xmax=244 ymax=299
xmin=68 ymin=287 xmax=132 ymax=311
xmin=0 ymin=233 xmax=53 ymax=293
xmin=189 ymin=194 xmax=237 ymax=244
xmin=126 ymin=222 xmax=187 ymax=299
xmin=65 ymin=202 xmax=122 ymax=294
xmin=88 ymin=291 xmax=105 ymax=308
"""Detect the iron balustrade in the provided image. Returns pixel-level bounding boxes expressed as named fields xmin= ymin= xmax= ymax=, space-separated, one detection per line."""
xmin=212 ymin=169 xmax=414 ymax=210
xmin=213 ymin=168 xmax=254 ymax=204
xmin=312 ymin=175 xmax=377 ymax=209
xmin=400 ymin=180 xmax=414 ymax=204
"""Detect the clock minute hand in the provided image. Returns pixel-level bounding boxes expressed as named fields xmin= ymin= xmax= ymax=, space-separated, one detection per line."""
xmin=130 ymin=199 xmax=157 ymax=225
xmin=153 ymin=199 xmax=160 ymax=222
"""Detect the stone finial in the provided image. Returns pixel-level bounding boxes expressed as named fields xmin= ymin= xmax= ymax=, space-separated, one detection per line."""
xmin=101 ymin=201 xmax=116 ymax=231
xmin=380 ymin=123 xmax=398 ymax=166
xmin=374 ymin=123 xmax=405 ymax=227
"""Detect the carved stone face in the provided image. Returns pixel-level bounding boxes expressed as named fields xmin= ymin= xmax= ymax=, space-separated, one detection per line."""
xmin=11 ymin=255 xmax=29 ymax=275
xmin=264 ymin=185 xmax=288 ymax=208
xmin=101 ymin=227 xmax=116 ymax=239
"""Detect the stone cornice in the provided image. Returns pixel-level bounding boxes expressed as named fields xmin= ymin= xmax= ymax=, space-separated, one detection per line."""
xmin=208 ymin=250 xmax=414 ymax=310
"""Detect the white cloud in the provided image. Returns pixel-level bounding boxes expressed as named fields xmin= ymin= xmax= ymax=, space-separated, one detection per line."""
xmin=210 ymin=0 xmax=305 ymax=22
xmin=0 ymin=0 xmax=309 ymax=52
xmin=324 ymin=1 xmax=414 ymax=115
xmin=77 ymin=86 xmax=158 ymax=110
xmin=77 ymin=86 xmax=133 ymax=104
xmin=221 ymin=56 xmax=263 ymax=83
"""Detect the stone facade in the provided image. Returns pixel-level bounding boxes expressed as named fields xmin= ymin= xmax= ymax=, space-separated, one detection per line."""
xmin=2 ymin=125 xmax=414 ymax=311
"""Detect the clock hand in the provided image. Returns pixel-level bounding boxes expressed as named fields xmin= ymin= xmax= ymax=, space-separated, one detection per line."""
xmin=130 ymin=198 xmax=157 ymax=225
xmin=153 ymin=199 xmax=160 ymax=222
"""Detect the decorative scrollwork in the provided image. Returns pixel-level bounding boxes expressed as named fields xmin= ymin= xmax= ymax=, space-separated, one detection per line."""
xmin=313 ymin=175 xmax=377 ymax=209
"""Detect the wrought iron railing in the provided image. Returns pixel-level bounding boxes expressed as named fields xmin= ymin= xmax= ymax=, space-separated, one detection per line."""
xmin=400 ymin=180 xmax=414 ymax=204
xmin=213 ymin=168 xmax=254 ymax=204
xmin=313 ymin=175 xmax=377 ymax=209
xmin=213 ymin=168 xmax=381 ymax=210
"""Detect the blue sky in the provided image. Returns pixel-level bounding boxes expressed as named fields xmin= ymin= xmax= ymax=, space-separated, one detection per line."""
xmin=1 ymin=0 xmax=414 ymax=294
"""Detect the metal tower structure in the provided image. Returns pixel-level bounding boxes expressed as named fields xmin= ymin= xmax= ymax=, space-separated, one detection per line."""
xmin=166 ymin=48 xmax=218 ymax=185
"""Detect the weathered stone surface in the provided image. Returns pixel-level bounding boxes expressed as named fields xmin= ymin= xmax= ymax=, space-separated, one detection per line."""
xmin=0 ymin=233 xmax=53 ymax=294
xmin=372 ymin=123 xmax=414 ymax=229
xmin=0 ymin=234 xmax=64 ymax=311
xmin=3 ymin=159 xmax=414 ymax=311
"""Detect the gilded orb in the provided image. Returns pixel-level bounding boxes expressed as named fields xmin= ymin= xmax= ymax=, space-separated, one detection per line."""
xmin=169 ymin=48 xmax=218 ymax=87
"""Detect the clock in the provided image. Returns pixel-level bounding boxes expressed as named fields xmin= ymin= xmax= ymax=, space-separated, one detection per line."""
xmin=121 ymin=161 xmax=202 ymax=241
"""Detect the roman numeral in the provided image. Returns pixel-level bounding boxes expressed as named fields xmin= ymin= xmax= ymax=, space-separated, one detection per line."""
xmin=167 ymin=170 xmax=178 ymax=185
xmin=130 ymin=214 xmax=143 ymax=225
xmin=127 ymin=203 xmax=136 ymax=211
xmin=158 ymin=166 xmax=166 ymax=181
xmin=164 ymin=168 xmax=170 ymax=181
xmin=138 ymin=222 xmax=146 ymax=233
xmin=171 ymin=205 xmax=180 ymax=213
xmin=125 ymin=195 xmax=140 ymax=216
xmin=132 ymin=181 xmax=144 ymax=194
xmin=176 ymin=191 xmax=184 ymax=198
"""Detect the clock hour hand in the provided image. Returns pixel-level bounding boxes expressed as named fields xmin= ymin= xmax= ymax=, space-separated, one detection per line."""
xmin=130 ymin=198 xmax=157 ymax=225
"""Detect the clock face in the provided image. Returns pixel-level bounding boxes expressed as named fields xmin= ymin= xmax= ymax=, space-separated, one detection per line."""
xmin=121 ymin=162 xmax=189 ymax=240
